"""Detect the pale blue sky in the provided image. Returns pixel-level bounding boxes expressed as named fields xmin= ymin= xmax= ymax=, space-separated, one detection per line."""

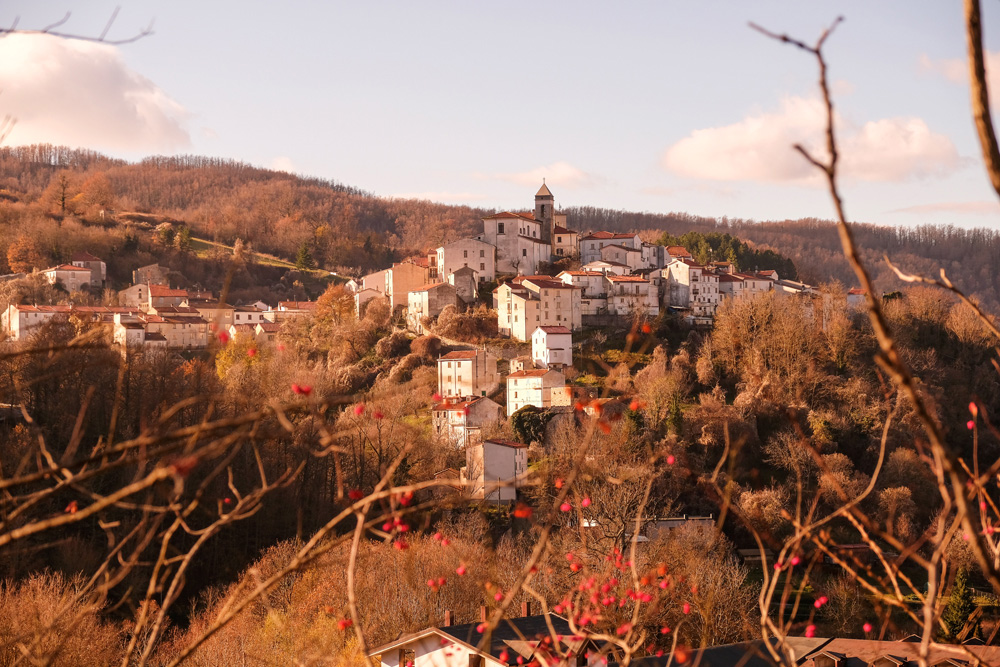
xmin=2 ymin=1 xmax=999 ymax=228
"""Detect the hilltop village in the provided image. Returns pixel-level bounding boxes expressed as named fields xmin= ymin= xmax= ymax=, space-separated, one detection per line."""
xmin=2 ymin=184 xmax=868 ymax=506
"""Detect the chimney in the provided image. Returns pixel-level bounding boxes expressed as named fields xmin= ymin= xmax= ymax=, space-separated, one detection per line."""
xmin=444 ymin=610 xmax=453 ymax=627
xmin=521 ymin=601 xmax=531 ymax=617
xmin=481 ymin=605 xmax=488 ymax=623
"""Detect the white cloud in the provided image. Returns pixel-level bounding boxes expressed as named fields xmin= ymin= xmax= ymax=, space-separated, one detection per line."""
xmin=271 ymin=156 xmax=296 ymax=173
xmin=486 ymin=161 xmax=604 ymax=190
xmin=0 ymin=33 xmax=190 ymax=152
xmin=919 ymin=51 xmax=1000 ymax=94
xmin=843 ymin=117 xmax=961 ymax=182
xmin=662 ymin=95 xmax=960 ymax=184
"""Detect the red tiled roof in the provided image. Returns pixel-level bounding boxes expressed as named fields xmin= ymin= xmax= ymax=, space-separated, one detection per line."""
xmin=45 ymin=264 xmax=90 ymax=272
xmin=256 ymin=322 xmax=281 ymax=332
xmin=404 ymin=256 xmax=430 ymax=268
xmin=522 ymin=278 xmax=576 ymax=290
xmin=606 ymin=275 xmax=648 ymax=282
xmin=432 ymin=397 xmax=486 ymax=412
xmin=560 ymin=271 xmax=603 ymax=277
xmin=483 ymin=211 xmax=536 ymax=221
xmin=411 ymin=281 xmax=450 ymax=292
xmin=580 ymin=231 xmax=636 ymax=241
xmin=552 ymin=225 xmax=576 ymax=235
xmin=508 ymin=369 xmax=556 ymax=378
xmin=439 ymin=350 xmax=479 ymax=360
xmin=484 ymin=439 xmax=528 ymax=449
xmin=70 ymin=251 xmax=102 ymax=262
xmin=149 ymin=285 xmax=188 ymax=297
xmin=537 ymin=326 xmax=571 ymax=334
xmin=717 ymin=273 xmax=743 ymax=283
xmin=848 ymin=287 xmax=867 ymax=295
xmin=600 ymin=244 xmax=640 ymax=253
xmin=666 ymin=245 xmax=692 ymax=256
xmin=278 ymin=301 xmax=317 ymax=310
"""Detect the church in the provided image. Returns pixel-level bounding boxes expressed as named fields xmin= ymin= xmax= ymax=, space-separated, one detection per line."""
xmin=478 ymin=183 xmax=578 ymax=275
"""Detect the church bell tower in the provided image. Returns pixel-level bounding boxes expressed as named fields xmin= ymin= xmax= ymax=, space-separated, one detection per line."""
xmin=534 ymin=181 xmax=554 ymax=244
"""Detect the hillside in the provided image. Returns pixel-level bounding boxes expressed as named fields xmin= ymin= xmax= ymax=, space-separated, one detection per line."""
xmin=2 ymin=144 xmax=999 ymax=309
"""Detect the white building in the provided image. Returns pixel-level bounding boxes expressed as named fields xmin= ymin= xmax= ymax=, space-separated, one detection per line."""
xmin=662 ymin=258 xmax=721 ymax=319
xmin=531 ymin=326 xmax=572 ymax=370
xmin=552 ymin=224 xmax=579 ymax=258
xmin=407 ymin=282 xmax=460 ymax=334
xmin=437 ymin=349 xmax=499 ymax=399
xmin=368 ymin=614 xmax=600 ymax=667
xmin=605 ymin=275 xmax=659 ymax=317
xmin=478 ymin=184 xmax=568 ymax=275
xmin=431 ymin=396 xmax=504 ymax=448
xmin=465 ymin=438 xmax=528 ymax=503
xmin=42 ymin=264 xmax=93 ymax=292
xmin=579 ymin=231 xmax=641 ymax=264
xmin=506 ymin=368 xmax=566 ymax=414
xmin=436 ymin=238 xmax=496 ymax=283
xmin=600 ymin=244 xmax=644 ymax=273
xmin=557 ymin=270 xmax=609 ymax=315
xmin=70 ymin=251 xmax=106 ymax=288
xmin=495 ymin=278 xmax=582 ymax=341
xmin=581 ymin=260 xmax=629 ymax=276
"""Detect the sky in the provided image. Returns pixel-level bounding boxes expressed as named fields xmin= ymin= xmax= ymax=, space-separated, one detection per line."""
xmin=1 ymin=1 xmax=1000 ymax=229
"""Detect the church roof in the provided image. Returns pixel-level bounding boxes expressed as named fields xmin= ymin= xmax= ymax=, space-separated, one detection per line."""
xmin=536 ymin=182 xmax=553 ymax=197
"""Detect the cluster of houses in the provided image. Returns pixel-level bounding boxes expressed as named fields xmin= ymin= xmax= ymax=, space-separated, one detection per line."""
xmin=430 ymin=323 xmax=586 ymax=504
xmin=343 ymin=184 xmax=823 ymax=340
xmin=1 ymin=259 xmax=319 ymax=352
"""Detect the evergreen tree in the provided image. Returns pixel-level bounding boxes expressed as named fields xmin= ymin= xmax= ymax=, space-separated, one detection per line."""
xmin=942 ymin=568 xmax=977 ymax=640
xmin=295 ymin=241 xmax=316 ymax=270
xmin=175 ymin=226 xmax=192 ymax=253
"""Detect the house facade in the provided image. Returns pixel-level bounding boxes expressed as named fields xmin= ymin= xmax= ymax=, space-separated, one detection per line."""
xmin=531 ymin=326 xmax=572 ymax=370
xmin=70 ymin=251 xmax=106 ymax=288
xmin=431 ymin=396 xmax=504 ymax=448
xmin=436 ymin=239 xmax=496 ymax=283
xmin=465 ymin=439 xmax=528 ymax=502
xmin=407 ymin=282 xmax=460 ymax=334
xmin=600 ymin=244 xmax=644 ymax=272
xmin=437 ymin=349 xmax=499 ymax=399
xmin=506 ymin=368 xmax=566 ymax=414
xmin=579 ymin=231 xmax=641 ymax=264
xmin=42 ymin=264 xmax=92 ymax=292
xmin=385 ymin=261 xmax=430 ymax=311
xmin=605 ymin=275 xmax=659 ymax=317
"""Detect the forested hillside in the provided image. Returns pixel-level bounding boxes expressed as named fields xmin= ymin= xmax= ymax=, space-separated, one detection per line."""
xmin=1 ymin=144 xmax=998 ymax=309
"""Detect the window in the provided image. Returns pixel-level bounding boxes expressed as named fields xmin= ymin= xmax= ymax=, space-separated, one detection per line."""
xmin=480 ymin=249 xmax=485 ymax=258
xmin=557 ymin=236 xmax=562 ymax=243
xmin=463 ymin=250 xmax=468 ymax=258
xmin=498 ymin=222 xmax=505 ymax=234
xmin=480 ymin=263 xmax=485 ymax=271
xmin=522 ymin=249 xmax=527 ymax=257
